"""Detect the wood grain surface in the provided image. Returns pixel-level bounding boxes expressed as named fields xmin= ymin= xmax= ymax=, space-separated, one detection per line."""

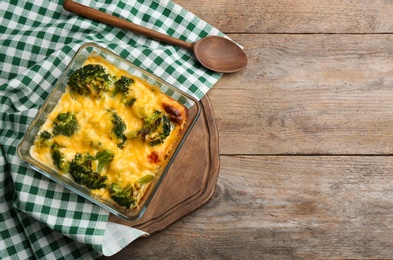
xmin=210 ymin=34 xmax=393 ymax=155
xmin=102 ymin=1 xmax=393 ymax=259
xmin=175 ymin=0 xmax=393 ymax=33
xmin=106 ymin=156 xmax=393 ymax=259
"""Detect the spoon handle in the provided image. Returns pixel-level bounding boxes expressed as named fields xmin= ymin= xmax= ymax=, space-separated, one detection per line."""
xmin=63 ymin=0 xmax=194 ymax=50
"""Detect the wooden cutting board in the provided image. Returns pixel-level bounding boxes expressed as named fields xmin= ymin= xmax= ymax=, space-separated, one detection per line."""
xmin=108 ymin=95 xmax=220 ymax=234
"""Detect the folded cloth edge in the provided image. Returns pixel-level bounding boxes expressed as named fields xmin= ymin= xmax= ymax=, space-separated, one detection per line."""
xmin=102 ymin=222 xmax=149 ymax=256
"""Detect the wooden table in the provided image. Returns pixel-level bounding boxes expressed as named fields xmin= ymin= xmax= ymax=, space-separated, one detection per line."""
xmin=103 ymin=1 xmax=393 ymax=258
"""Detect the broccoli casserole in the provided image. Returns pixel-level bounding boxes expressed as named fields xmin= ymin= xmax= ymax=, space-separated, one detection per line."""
xmin=30 ymin=55 xmax=188 ymax=209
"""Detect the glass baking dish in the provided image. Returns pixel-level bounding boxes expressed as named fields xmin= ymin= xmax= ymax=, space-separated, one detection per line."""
xmin=17 ymin=43 xmax=201 ymax=221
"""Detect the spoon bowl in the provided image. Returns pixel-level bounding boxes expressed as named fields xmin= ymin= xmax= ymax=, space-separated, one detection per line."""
xmin=63 ymin=0 xmax=247 ymax=73
xmin=193 ymin=36 xmax=248 ymax=73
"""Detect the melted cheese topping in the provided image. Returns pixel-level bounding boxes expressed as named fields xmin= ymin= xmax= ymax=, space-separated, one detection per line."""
xmin=30 ymin=55 xmax=188 ymax=209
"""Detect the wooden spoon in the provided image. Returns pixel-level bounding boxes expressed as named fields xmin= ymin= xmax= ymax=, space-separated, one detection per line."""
xmin=63 ymin=0 xmax=247 ymax=73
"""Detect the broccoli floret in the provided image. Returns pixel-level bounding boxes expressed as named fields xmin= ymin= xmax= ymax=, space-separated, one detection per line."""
xmin=148 ymin=115 xmax=171 ymax=146
xmin=67 ymin=64 xmax=112 ymax=97
xmin=113 ymin=76 xmax=134 ymax=95
xmin=126 ymin=111 xmax=172 ymax=146
xmin=53 ymin=112 xmax=78 ymax=137
xmin=69 ymin=150 xmax=113 ymax=189
xmin=125 ymin=111 xmax=160 ymax=141
xmin=161 ymin=115 xmax=171 ymax=138
xmin=138 ymin=111 xmax=162 ymax=136
xmin=124 ymin=97 xmax=136 ymax=107
xmin=51 ymin=143 xmax=70 ymax=172
xmin=109 ymin=110 xmax=127 ymax=149
xmin=113 ymin=76 xmax=136 ymax=107
xmin=109 ymin=183 xmax=135 ymax=209
xmin=35 ymin=130 xmax=53 ymax=148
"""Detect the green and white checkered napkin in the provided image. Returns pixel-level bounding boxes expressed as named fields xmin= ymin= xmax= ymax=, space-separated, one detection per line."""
xmin=0 ymin=0 xmax=223 ymax=259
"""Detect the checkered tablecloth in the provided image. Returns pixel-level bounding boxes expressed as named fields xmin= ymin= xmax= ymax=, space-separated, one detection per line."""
xmin=0 ymin=0 xmax=223 ymax=259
